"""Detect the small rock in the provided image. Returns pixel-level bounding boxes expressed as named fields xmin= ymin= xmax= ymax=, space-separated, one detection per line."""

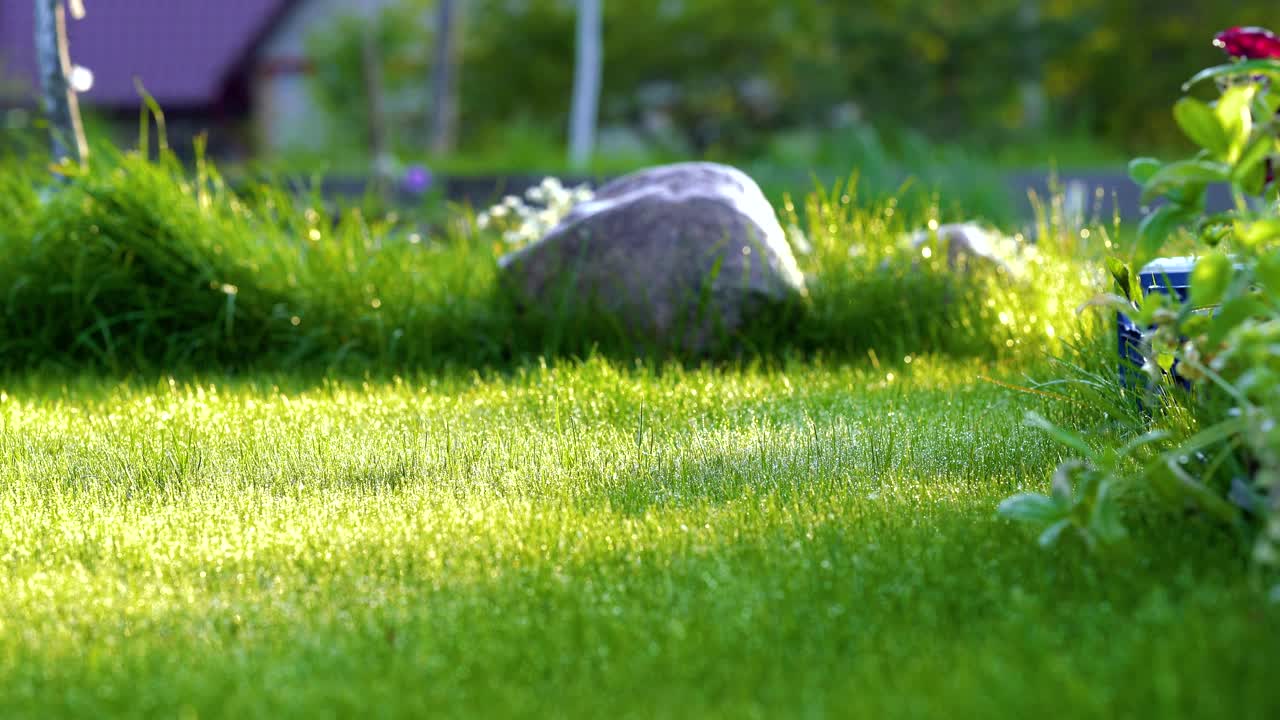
xmin=910 ymin=222 xmax=1011 ymax=273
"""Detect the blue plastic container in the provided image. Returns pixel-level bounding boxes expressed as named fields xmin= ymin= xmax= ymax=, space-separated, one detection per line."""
xmin=1117 ymin=256 xmax=1197 ymax=389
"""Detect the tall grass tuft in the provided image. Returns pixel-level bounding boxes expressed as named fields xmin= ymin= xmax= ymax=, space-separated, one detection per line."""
xmin=0 ymin=143 xmax=516 ymax=371
xmin=0 ymin=142 xmax=1104 ymax=373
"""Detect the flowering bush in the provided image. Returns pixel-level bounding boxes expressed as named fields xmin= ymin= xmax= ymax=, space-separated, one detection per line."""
xmin=1001 ymin=28 xmax=1280 ymax=583
xmin=476 ymin=177 xmax=594 ymax=249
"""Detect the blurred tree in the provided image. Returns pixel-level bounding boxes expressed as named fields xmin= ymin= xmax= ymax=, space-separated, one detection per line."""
xmin=429 ymin=0 xmax=460 ymax=154
xmin=461 ymin=0 xmax=830 ymax=155
xmin=1043 ymin=0 xmax=1279 ymax=150
xmin=307 ymin=0 xmax=1280 ymax=160
xmin=821 ymin=0 xmax=1089 ymax=138
xmin=361 ymin=19 xmax=389 ymax=182
xmin=1018 ymin=0 xmax=1047 ymax=131
xmin=306 ymin=3 xmax=428 ymax=155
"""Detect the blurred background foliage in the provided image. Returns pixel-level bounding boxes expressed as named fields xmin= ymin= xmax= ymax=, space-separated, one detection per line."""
xmin=305 ymin=0 xmax=1279 ymax=167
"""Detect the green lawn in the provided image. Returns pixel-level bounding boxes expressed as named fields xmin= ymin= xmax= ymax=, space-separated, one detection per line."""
xmin=2 ymin=356 xmax=1276 ymax=718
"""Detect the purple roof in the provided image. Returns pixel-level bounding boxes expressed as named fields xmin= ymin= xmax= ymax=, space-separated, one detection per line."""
xmin=0 ymin=1 xmax=294 ymax=108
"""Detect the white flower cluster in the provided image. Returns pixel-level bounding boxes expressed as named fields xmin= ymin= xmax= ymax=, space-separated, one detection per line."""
xmin=476 ymin=177 xmax=594 ymax=247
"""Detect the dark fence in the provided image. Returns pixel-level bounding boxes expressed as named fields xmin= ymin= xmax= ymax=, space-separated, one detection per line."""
xmin=309 ymin=169 xmax=1235 ymax=224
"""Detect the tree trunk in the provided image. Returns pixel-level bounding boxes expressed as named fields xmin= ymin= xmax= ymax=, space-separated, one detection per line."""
xmin=568 ymin=0 xmax=602 ymax=169
xmin=428 ymin=0 xmax=460 ymax=155
xmin=361 ymin=21 xmax=389 ymax=189
xmin=34 ymin=0 xmax=88 ymax=167
xmin=1018 ymin=0 xmax=1046 ymax=132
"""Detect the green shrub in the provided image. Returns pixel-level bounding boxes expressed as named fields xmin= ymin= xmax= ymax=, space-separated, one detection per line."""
xmin=1000 ymin=30 xmax=1280 ymax=590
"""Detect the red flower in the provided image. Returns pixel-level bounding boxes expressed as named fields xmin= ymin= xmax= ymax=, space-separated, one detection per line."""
xmin=1214 ymin=27 xmax=1280 ymax=60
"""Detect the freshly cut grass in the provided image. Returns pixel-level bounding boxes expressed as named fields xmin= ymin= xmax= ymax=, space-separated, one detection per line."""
xmin=1 ymin=357 xmax=1275 ymax=718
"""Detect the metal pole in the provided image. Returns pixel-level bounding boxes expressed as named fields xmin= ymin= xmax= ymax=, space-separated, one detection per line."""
xmin=568 ymin=0 xmax=602 ymax=169
xmin=34 ymin=0 xmax=88 ymax=167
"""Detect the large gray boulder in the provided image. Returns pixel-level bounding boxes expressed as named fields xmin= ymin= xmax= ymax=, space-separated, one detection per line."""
xmin=498 ymin=162 xmax=807 ymax=354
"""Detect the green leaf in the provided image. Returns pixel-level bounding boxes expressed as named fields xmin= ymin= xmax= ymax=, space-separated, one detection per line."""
xmin=1105 ymin=257 xmax=1135 ymax=300
xmin=1037 ymin=518 xmax=1073 ymax=548
xmin=1236 ymin=154 xmax=1271 ymax=196
xmin=998 ymin=493 xmax=1066 ymax=524
xmin=1258 ymin=90 xmax=1280 ymax=118
xmin=1189 ymin=251 xmax=1233 ymax=308
xmin=1170 ymin=416 xmax=1250 ymax=457
xmin=1235 ymin=217 xmax=1280 ymax=249
xmin=1141 ymin=166 xmax=1221 ymax=212
xmin=1164 ymin=458 xmax=1241 ymax=526
xmin=1127 ymin=157 xmax=1162 ymax=186
xmin=1143 ymin=160 xmax=1231 ymax=201
xmin=1088 ymin=481 xmax=1126 ymax=544
xmin=1173 ymin=98 xmax=1230 ymax=157
xmin=1215 ymin=85 xmax=1256 ymax=161
xmin=1199 ymin=221 xmax=1234 ymax=247
xmin=1183 ymin=59 xmax=1280 ymax=90
xmin=1136 ymin=205 xmax=1185 ymax=267
xmin=1132 ymin=291 xmax=1170 ymax=326
xmin=1118 ymin=430 xmax=1171 ymax=459
xmin=1257 ymin=249 xmax=1280 ymax=299
xmin=1051 ymin=460 xmax=1083 ymax=505
xmin=1232 ymin=132 xmax=1276 ymax=187
xmin=1207 ymin=295 xmax=1267 ymax=346
xmin=1181 ymin=314 xmax=1211 ymax=337
xmin=1165 ymin=182 xmax=1208 ymax=213
xmin=1025 ymin=411 xmax=1095 ymax=459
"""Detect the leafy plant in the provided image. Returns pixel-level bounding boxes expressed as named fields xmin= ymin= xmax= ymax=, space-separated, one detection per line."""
xmin=998 ymin=413 xmax=1163 ymax=549
xmin=1002 ymin=27 xmax=1280 ymax=583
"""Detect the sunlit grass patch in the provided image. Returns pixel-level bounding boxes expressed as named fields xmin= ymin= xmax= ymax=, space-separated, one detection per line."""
xmin=1 ymin=128 xmax=1270 ymax=717
xmin=0 ymin=357 xmax=1276 ymax=717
